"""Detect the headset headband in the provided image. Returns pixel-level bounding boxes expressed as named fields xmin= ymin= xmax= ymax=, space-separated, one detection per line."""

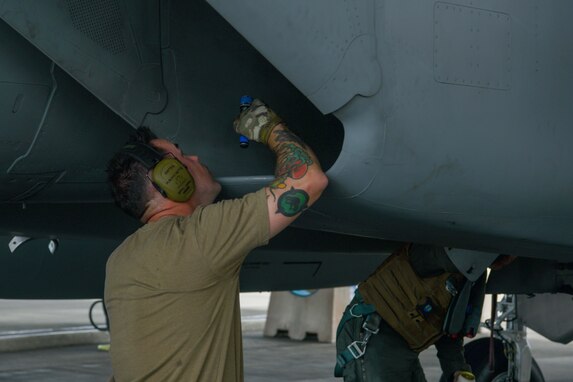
xmin=121 ymin=142 xmax=164 ymax=170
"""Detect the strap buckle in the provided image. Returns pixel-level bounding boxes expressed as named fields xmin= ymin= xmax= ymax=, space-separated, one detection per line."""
xmin=347 ymin=340 xmax=367 ymax=359
xmin=349 ymin=304 xmax=362 ymax=318
xmin=362 ymin=315 xmax=380 ymax=335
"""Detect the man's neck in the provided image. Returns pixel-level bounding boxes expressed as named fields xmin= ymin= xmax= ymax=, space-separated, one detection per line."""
xmin=144 ymin=204 xmax=194 ymax=223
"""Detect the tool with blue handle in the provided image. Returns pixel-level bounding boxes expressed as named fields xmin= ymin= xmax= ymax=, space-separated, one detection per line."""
xmin=239 ymin=95 xmax=253 ymax=148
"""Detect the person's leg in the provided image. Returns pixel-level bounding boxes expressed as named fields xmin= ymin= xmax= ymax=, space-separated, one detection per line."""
xmin=341 ymin=317 xmax=427 ymax=382
xmin=411 ymin=358 xmax=427 ymax=382
xmin=337 ymin=296 xmax=367 ymax=382
xmin=435 ymin=335 xmax=471 ymax=380
xmin=363 ymin=318 xmax=427 ymax=382
xmin=336 ymin=293 xmax=428 ymax=382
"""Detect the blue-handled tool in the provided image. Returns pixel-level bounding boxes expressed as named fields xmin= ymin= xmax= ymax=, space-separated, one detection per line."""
xmin=239 ymin=95 xmax=253 ymax=148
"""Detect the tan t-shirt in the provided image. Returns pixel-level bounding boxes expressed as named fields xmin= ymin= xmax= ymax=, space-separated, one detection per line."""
xmin=105 ymin=189 xmax=269 ymax=382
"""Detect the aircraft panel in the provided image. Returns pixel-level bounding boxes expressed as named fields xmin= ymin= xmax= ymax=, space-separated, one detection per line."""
xmin=0 ymin=0 xmax=166 ymax=126
xmin=208 ymin=0 xmax=382 ymax=114
xmin=434 ymin=2 xmax=512 ymax=90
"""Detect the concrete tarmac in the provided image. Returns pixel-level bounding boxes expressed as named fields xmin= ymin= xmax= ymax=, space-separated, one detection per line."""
xmin=1 ymin=294 xmax=572 ymax=381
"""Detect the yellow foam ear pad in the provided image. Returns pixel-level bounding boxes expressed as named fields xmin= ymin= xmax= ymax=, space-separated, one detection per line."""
xmin=151 ymin=158 xmax=195 ymax=202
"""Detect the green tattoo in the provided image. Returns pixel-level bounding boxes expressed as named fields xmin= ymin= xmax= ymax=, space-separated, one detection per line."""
xmin=276 ymin=187 xmax=309 ymax=217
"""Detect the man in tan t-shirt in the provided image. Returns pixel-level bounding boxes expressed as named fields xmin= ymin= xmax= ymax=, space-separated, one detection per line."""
xmin=105 ymin=100 xmax=328 ymax=382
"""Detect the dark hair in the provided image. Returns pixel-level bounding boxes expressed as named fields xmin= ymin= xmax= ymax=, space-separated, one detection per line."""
xmin=107 ymin=127 xmax=159 ymax=219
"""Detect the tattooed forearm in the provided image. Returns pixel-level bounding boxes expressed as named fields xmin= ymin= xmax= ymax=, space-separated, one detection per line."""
xmin=267 ymin=126 xmax=315 ymax=201
xmin=267 ymin=125 xmax=322 ymax=213
xmin=276 ymin=143 xmax=313 ymax=178
xmin=273 ymin=129 xmax=307 ymax=148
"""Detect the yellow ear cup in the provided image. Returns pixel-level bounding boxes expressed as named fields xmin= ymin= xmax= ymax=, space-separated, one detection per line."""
xmin=151 ymin=158 xmax=195 ymax=202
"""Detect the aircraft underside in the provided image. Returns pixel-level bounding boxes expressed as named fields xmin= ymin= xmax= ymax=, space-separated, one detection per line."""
xmin=1 ymin=0 xmax=573 ymax=349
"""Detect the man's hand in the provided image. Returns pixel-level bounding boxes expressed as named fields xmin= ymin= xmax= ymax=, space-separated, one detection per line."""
xmin=233 ymin=99 xmax=283 ymax=145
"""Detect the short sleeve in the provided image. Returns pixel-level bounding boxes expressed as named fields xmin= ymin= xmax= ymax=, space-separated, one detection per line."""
xmin=193 ymin=189 xmax=269 ymax=277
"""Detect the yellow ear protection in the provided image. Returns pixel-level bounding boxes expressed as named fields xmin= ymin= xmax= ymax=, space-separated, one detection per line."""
xmin=121 ymin=142 xmax=195 ymax=202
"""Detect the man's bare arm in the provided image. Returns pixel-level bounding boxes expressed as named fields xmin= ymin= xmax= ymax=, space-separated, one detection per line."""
xmin=264 ymin=123 xmax=328 ymax=238
xmin=233 ymin=99 xmax=328 ymax=238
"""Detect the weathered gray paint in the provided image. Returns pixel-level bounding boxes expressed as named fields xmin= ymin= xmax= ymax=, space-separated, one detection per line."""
xmin=0 ymin=0 xmax=572 ymax=343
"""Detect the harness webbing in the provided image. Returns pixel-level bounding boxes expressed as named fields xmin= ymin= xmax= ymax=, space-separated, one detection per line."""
xmin=334 ymin=291 xmax=380 ymax=377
